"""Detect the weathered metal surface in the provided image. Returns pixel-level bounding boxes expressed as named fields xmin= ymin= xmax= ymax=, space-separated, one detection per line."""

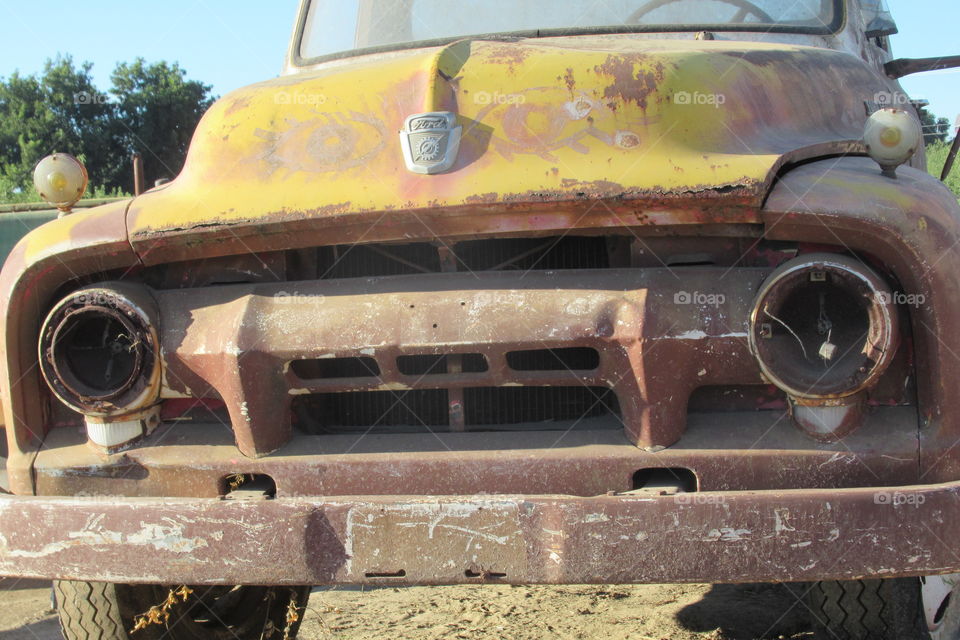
xmin=2 ymin=477 xmax=959 ymax=585
xmin=1 ymin=161 xmax=955 ymax=496
xmin=0 ymin=201 xmax=139 ymax=494
xmin=884 ymin=55 xmax=960 ymax=79
xmin=0 ymin=4 xmax=952 ymax=594
xmin=159 ymin=268 xmax=767 ymax=456
xmin=762 ymin=157 xmax=960 ymax=484
xmin=32 ymin=410 xmax=921 ymax=499
xmin=122 ymin=39 xmax=885 ymax=265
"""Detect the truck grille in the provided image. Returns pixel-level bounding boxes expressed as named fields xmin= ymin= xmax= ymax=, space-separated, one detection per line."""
xmin=291 ymin=386 xmax=620 ymax=434
xmin=314 ymin=236 xmax=612 ymax=279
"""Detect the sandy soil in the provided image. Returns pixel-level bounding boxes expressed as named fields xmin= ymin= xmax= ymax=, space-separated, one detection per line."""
xmin=0 ymin=579 xmax=819 ymax=639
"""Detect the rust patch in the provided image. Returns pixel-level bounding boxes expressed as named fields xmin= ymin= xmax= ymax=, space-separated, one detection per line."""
xmin=484 ymin=44 xmax=534 ymax=72
xmin=563 ymin=67 xmax=576 ymax=93
xmin=593 ymin=54 xmax=666 ymax=111
xmin=463 ymin=192 xmax=499 ymax=204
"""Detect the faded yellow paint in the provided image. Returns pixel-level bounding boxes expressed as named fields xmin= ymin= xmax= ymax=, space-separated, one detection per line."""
xmin=108 ymin=38 xmax=887 ymax=236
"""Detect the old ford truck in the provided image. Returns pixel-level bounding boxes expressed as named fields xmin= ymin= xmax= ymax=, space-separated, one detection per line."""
xmin=3 ymin=0 xmax=960 ymax=638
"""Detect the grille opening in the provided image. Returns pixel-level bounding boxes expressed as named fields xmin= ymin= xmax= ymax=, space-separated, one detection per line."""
xmin=290 ymin=357 xmax=380 ymax=380
xmin=308 ymin=236 xmax=610 ymax=280
xmin=146 ymin=236 xmax=820 ymax=290
xmin=397 ymin=353 xmax=488 ymax=375
xmin=293 ymin=389 xmax=450 ymax=434
xmin=453 ymin=236 xmax=610 ymax=271
xmin=632 ymin=468 xmax=698 ymax=493
xmin=317 ymin=243 xmax=441 ymax=279
xmin=463 ymin=387 xmax=619 ymax=426
xmin=506 ymin=347 xmax=599 ymax=371
xmin=292 ymin=386 xmax=620 ymax=434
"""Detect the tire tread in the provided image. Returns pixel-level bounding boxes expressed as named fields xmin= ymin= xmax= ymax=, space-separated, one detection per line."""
xmin=806 ymin=578 xmax=925 ymax=640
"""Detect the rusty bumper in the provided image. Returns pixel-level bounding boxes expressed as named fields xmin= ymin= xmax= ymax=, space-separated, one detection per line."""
xmin=1 ymin=482 xmax=957 ymax=585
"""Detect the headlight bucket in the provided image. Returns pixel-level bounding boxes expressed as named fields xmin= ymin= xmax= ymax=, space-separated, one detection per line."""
xmin=748 ymin=254 xmax=900 ymax=440
xmin=39 ymin=284 xmax=161 ymax=422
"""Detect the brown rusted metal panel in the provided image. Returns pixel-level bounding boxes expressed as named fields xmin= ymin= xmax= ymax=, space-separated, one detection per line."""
xmin=1 ymin=481 xmax=958 ymax=585
xmin=0 ymin=201 xmax=138 ymax=494
xmin=762 ymin=158 xmax=960 ymax=484
xmin=158 ymin=269 xmax=768 ymax=456
xmin=32 ymin=409 xmax=921 ymax=500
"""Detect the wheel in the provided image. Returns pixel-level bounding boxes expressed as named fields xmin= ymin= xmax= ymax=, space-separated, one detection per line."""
xmin=54 ymin=581 xmax=311 ymax=640
xmin=806 ymin=577 xmax=960 ymax=639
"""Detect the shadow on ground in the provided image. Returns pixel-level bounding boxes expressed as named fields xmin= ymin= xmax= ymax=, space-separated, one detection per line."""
xmin=0 ymin=579 xmax=52 ymax=592
xmin=676 ymin=583 xmax=816 ymax=639
xmin=0 ymin=618 xmax=60 ymax=640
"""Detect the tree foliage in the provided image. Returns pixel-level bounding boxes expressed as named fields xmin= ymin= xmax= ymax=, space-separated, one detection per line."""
xmin=920 ymin=107 xmax=951 ymax=146
xmin=110 ymin=59 xmax=215 ymax=192
xmin=0 ymin=55 xmax=214 ymax=202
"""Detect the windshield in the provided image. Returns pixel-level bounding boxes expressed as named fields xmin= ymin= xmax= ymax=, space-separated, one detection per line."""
xmin=299 ymin=0 xmax=842 ymax=61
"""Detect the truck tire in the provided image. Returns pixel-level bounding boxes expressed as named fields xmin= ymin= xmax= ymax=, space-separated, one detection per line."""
xmin=54 ymin=581 xmax=311 ymax=640
xmin=806 ymin=578 xmax=930 ymax=639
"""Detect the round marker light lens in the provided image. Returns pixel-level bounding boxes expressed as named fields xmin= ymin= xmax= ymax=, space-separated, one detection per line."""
xmin=32 ymin=153 xmax=88 ymax=208
xmin=863 ymin=108 xmax=922 ymax=172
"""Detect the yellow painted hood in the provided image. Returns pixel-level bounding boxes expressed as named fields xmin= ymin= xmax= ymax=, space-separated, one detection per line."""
xmin=126 ymin=37 xmax=888 ymax=247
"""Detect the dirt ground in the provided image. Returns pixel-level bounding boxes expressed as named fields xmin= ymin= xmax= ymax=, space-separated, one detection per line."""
xmin=0 ymin=578 xmax=819 ymax=639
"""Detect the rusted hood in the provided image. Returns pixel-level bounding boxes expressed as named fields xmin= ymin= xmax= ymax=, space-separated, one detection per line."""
xmin=126 ymin=37 xmax=888 ymax=250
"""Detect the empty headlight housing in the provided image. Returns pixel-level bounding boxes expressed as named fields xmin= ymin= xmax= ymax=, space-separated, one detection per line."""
xmin=39 ymin=283 xmax=161 ymax=448
xmin=748 ymin=254 xmax=900 ymax=439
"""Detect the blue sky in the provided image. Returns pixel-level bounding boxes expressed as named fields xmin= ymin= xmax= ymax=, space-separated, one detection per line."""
xmin=0 ymin=0 xmax=957 ymax=128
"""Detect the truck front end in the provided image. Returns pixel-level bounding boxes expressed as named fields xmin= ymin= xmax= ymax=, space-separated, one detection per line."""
xmin=3 ymin=1 xmax=960 ymax=638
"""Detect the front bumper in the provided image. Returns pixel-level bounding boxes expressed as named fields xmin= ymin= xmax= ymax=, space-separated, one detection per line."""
xmin=1 ymin=480 xmax=956 ymax=585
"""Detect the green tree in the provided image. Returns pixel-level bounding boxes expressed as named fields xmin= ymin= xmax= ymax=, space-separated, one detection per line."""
xmin=0 ymin=55 xmax=120 ymax=200
xmin=110 ymin=58 xmax=215 ymax=191
xmin=0 ymin=56 xmax=215 ymax=202
xmin=920 ymin=107 xmax=951 ymax=146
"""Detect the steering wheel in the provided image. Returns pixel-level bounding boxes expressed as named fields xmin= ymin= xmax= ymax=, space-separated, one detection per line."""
xmin=627 ymin=0 xmax=776 ymax=25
